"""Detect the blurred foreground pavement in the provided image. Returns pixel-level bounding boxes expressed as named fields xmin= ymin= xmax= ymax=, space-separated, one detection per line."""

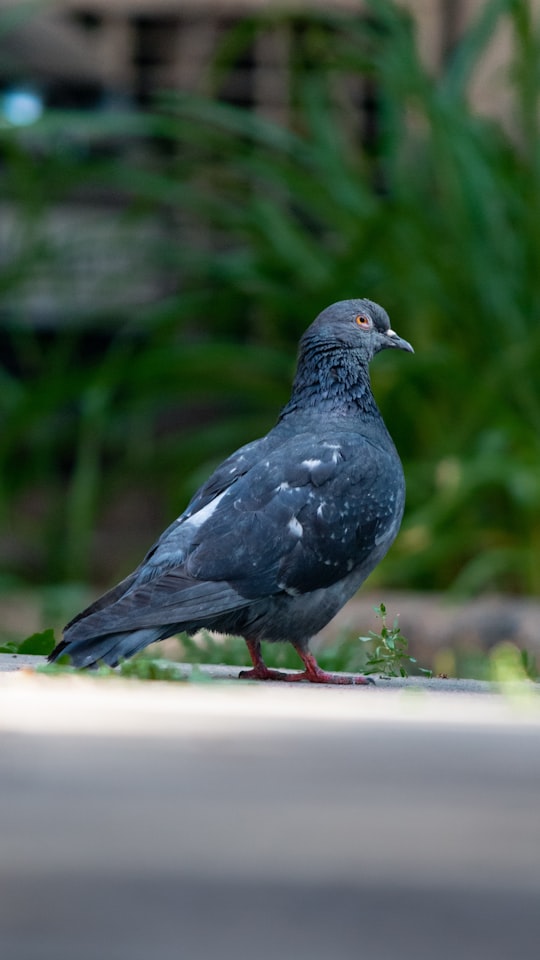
xmin=1 ymin=663 xmax=539 ymax=960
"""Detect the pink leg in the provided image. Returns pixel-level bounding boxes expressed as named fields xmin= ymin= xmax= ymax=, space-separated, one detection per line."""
xmin=238 ymin=639 xmax=292 ymax=681
xmin=239 ymin=640 xmax=373 ymax=686
xmin=285 ymin=647 xmax=374 ymax=685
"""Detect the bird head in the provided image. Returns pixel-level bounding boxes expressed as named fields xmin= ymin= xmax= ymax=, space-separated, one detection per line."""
xmin=305 ymin=299 xmax=414 ymax=361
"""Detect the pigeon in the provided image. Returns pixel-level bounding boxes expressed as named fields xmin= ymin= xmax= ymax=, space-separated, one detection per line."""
xmin=49 ymin=299 xmax=413 ymax=683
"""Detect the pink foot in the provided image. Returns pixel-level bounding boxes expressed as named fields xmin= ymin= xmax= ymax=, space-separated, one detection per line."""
xmin=238 ymin=664 xmax=374 ymax=685
xmin=239 ymin=640 xmax=374 ymax=686
xmin=277 ymin=667 xmax=374 ymax=685
xmin=290 ymin=648 xmax=374 ymax=685
xmin=238 ymin=666 xmax=292 ymax=681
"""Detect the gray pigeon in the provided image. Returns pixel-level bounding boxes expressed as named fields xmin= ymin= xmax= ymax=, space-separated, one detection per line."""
xmin=49 ymin=299 xmax=413 ymax=683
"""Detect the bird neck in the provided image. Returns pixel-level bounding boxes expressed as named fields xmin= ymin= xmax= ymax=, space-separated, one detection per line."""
xmin=279 ymin=343 xmax=380 ymax=420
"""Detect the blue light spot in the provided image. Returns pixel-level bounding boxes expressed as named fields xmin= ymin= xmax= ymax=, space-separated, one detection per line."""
xmin=2 ymin=87 xmax=43 ymax=126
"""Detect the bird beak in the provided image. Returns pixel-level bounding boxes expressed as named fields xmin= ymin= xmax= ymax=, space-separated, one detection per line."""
xmin=385 ymin=329 xmax=414 ymax=353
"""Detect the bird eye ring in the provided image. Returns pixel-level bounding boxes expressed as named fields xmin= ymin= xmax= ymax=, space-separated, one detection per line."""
xmin=355 ymin=314 xmax=371 ymax=327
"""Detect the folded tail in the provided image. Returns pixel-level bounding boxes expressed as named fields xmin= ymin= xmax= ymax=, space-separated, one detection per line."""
xmin=48 ymin=572 xmax=252 ymax=668
xmin=49 ymin=626 xmax=167 ymax=669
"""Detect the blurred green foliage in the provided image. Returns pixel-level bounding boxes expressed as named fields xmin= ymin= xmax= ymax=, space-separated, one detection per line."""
xmin=2 ymin=0 xmax=540 ymax=595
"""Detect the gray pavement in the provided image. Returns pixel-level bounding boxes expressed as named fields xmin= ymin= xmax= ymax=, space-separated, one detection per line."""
xmin=1 ymin=661 xmax=539 ymax=960
xmin=0 ymin=651 xmax=512 ymax=691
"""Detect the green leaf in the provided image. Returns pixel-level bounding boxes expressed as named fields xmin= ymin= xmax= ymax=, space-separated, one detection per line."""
xmin=18 ymin=628 xmax=56 ymax=656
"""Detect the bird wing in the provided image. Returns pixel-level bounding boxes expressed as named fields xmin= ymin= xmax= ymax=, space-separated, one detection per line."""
xmin=184 ymin=432 xmax=404 ymax=598
xmin=64 ymin=432 xmax=403 ymax=639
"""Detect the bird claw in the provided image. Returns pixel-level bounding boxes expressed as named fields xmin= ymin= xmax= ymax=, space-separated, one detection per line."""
xmin=280 ymin=669 xmax=375 ymax=685
xmin=238 ymin=665 xmax=374 ymax=685
xmin=238 ymin=666 xmax=292 ymax=681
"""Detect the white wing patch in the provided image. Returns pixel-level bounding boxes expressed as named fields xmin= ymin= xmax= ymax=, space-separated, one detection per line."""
xmin=181 ymin=488 xmax=228 ymax=529
xmin=288 ymin=517 xmax=303 ymax=538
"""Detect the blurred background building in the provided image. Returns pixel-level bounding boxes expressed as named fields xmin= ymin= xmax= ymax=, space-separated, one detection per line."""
xmin=0 ymin=1 xmax=520 ymax=122
xmin=0 ymin=0 xmax=523 ymax=325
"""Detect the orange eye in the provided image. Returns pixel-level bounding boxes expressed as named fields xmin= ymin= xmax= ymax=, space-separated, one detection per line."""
xmin=355 ymin=314 xmax=371 ymax=327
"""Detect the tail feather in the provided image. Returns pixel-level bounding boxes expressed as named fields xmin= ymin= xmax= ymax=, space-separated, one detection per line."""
xmin=49 ymin=626 xmax=166 ymax=669
xmin=50 ymin=571 xmax=252 ymax=669
xmin=60 ymin=575 xmax=249 ymax=644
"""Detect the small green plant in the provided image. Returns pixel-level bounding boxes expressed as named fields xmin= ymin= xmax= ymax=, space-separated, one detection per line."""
xmin=37 ymin=656 xmax=213 ymax=683
xmin=488 ymin=641 xmax=538 ymax=685
xmin=359 ymin=603 xmax=432 ymax=678
xmin=0 ymin=628 xmax=56 ymax=656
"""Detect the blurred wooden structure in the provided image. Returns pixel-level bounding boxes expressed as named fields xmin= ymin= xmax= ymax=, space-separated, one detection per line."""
xmin=0 ymin=0 xmax=527 ymax=122
xmin=0 ymin=0 xmax=528 ymax=325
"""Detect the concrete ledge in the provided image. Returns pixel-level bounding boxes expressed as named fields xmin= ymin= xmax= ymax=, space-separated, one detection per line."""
xmin=0 ymin=651 xmax=507 ymax=693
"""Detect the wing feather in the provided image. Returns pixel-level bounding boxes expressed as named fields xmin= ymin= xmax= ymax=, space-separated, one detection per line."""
xmin=63 ymin=430 xmax=403 ymax=644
